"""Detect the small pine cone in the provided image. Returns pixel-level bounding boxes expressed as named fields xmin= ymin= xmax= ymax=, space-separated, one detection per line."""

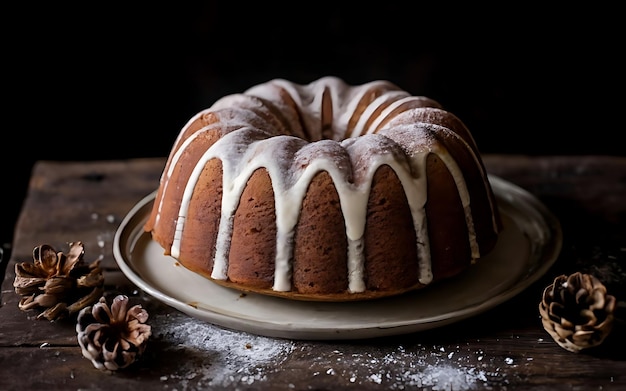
xmin=76 ymin=294 xmax=152 ymax=371
xmin=539 ymin=272 xmax=617 ymax=353
xmin=13 ymin=242 xmax=105 ymax=321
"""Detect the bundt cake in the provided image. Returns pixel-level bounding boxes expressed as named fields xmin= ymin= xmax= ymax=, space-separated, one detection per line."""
xmin=143 ymin=76 xmax=502 ymax=301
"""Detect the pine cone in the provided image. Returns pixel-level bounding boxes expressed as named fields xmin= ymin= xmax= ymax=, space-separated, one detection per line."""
xmin=13 ymin=242 xmax=105 ymax=321
xmin=76 ymin=294 xmax=152 ymax=371
xmin=539 ymin=272 xmax=616 ymax=353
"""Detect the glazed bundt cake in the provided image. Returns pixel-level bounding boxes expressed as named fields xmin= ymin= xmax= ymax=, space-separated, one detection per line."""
xmin=143 ymin=76 xmax=502 ymax=301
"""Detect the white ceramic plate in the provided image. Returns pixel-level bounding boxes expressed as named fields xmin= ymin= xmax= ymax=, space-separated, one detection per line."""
xmin=113 ymin=176 xmax=562 ymax=340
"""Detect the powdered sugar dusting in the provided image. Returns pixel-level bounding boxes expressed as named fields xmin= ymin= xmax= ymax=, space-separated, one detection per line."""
xmin=154 ymin=313 xmax=295 ymax=388
xmin=299 ymin=344 xmax=499 ymax=390
xmin=149 ymin=311 xmax=509 ymax=390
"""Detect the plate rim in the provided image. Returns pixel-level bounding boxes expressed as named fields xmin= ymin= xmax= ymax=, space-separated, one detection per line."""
xmin=113 ymin=175 xmax=562 ymax=340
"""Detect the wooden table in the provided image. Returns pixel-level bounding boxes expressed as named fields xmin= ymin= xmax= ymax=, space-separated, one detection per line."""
xmin=1 ymin=155 xmax=625 ymax=390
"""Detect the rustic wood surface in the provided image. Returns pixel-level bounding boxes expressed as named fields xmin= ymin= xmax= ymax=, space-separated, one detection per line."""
xmin=1 ymin=155 xmax=625 ymax=390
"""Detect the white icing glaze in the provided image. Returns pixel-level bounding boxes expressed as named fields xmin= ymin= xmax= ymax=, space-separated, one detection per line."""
xmin=154 ymin=76 xmax=498 ymax=293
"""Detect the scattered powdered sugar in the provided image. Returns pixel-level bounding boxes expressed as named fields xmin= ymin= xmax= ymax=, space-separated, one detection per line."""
xmin=153 ymin=313 xmax=295 ymax=388
xmin=149 ymin=311 xmax=510 ymax=390
xmin=300 ymin=344 xmax=502 ymax=390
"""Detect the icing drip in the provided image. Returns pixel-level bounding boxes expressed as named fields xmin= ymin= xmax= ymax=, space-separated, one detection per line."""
xmin=155 ymin=77 xmax=493 ymax=294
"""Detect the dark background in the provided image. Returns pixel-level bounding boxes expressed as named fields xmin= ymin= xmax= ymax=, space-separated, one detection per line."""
xmin=2 ymin=3 xmax=623 ymax=251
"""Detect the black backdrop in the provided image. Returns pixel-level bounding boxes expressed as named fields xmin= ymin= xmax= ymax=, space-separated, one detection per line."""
xmin=2 ymin=3 xmax=623 ymax=247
